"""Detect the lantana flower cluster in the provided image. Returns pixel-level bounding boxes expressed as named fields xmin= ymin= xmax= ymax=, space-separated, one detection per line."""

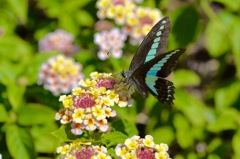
xmin=38 ymin=55 xmax=83 ymax=96
xmin=96 ymin=0 xmax=162 ymax=46
xmin=39 ymin=29 xmax=79 ymax=55
xmin=94 ymin=28 xmax=127 ymax=60
xmin=55 ymin=72 xmax=134 ymax=135
xmin=57 ymin=141 xmax=111 ymax=159
xmin=115 ymin=135 xmax=171 ymax=159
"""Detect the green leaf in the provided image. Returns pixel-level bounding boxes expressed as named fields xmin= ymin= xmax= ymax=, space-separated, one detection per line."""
xmin=51 ymin=125 xmax=76 ymax=142
xmin=23 ymin=53 xmax=58 ymax=85
xmin=173 ymin=69 xmax=201 ymax=87
xmin=37 ymin=0 xmax=61 ymax=18
xmin=174 ymin=89 xmax=207 ymax=127
xmin=230 ymin=16 xmax=240 ymax=78
xmin=63 ymin=0 xmax=90 ymax=11
xmin=76 ymin=10 xmax=94 ymax=27
xmin=111 ymin=119 xmax=138 ymax=136
xmin=170 ymin=6 xmax=199 ymax=48
xmin=150 ymin=126 xmax=174 ymax=145
xmin=30 ymin=123 xmax=59 ymax=153
xmin=0 ymin=104 xmax=9 ymax=122
xmin=173 ymin=114 xmax=194 ymax=148
xmin=214 ymin=82 xmax=240 ymax=110
xmin=233 ymin=130 xmax=240 ymax=157
xmin=213 ymin=0 xmax=240 ymax=11
xmin=8 ymin=0 xmax=28 ymax=24
xmin=0 ymin=60 xmax=17 ymax=85
xmin=6 ymin=124 xmax=35 ymax=159
xmin=101 ymin=131 xmax=128 ymax=147
xmin=207 ymin=108 xmax=239 ymax=132
xmin=17 ymin=103 xmax=56 ymax=125
xmin=0 ymin=35 xmax=32 ymax=61
xmin=205 ymin=11 xmax=234 ymax=57
xmin=7 ymin=83 xmax=25 ymax=111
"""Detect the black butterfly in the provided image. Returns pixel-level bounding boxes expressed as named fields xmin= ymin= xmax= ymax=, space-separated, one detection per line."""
xmin=121 ymin=17 xmax=185 ymax=105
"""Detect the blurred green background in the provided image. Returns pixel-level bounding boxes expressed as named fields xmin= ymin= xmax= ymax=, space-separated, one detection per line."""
xmin=0 ymin=0 xmax=240 ymax=158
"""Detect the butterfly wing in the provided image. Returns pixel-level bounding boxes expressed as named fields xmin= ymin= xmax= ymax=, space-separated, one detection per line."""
xmin=129 ymin=17 xmax=171 ymax=72
xmin=132 ymin=49 xmax=185 ymax=105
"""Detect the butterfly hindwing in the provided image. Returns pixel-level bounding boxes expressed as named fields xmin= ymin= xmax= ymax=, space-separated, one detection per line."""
xmin=132 ymin=49 xmax=185 ymax=105
xmin=145 ymin=77 xmax=175 ymax=105
xmin=129 ymin=17 xmax=171 ymax=72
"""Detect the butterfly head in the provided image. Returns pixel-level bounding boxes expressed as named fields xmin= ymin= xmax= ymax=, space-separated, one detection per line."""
xmin=121 ymin=70 xmax=128 ymax=78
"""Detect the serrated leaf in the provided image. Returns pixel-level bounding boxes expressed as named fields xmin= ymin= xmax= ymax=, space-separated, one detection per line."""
xmin=6 ymin=124 xmax=35 ymax=159
xmin=101 ymin=131 xmax=128 ymax=147
xmin=17 ymin=103 xmax=56 ymax=125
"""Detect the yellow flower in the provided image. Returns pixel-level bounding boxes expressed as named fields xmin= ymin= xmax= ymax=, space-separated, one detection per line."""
xmin=125 ymin=139 xmax=138 ymax=150
xmin=102 ymin=96 xmax=114 ymax=106
xmin=142 ymin=25 xmax=151 ymax=35
xmin=59 ymin=95 xmax=73 ymax=108
xmin=72 ymin=87 xmax=85 ymax=95
xmin=136 ymin=7 xmax=146 ymax=17
xmin=124 ymin=152 xmax=137 ymax=159
xmin=90 ymin=72 xmax=101 ymax=79
xmin=115 ymin=146 xmax=128 ymax=157
xmin=72 ymin=108 xmax=85 ymax=123
xmin=155 ymin=143 xmax=169 ymax=152
xmin=56 ymin=144 xmax=71 ymax=154
xmin=92 ymin=152 xmax=112 ymax=159
xmin=155 ymin=152 xmax=169 ymax=159
xmin=79 ymin=79 xmax=96 ymax=87
xmin=84 ymin=115 xmax=97 ymax=131
xmin=107 ymin=7 xmax=116 ymax=18
xmin=96 ymin=0 xmax=110 ymax=9
xmin=92 ymin=106 xmax=105 ymax=120
xmin=143 ymin=135 xmax=154 ymax=147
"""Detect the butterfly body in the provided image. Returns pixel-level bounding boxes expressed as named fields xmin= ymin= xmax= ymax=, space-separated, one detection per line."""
xmin=122 ymin=17 xmax=185 ymax=105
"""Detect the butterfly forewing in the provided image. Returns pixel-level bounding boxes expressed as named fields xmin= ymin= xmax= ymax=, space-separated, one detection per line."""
xmin=144 ymin=49 xmax=185 ymax=78
xmin=129 ymin=17 xmax=171 ymax=72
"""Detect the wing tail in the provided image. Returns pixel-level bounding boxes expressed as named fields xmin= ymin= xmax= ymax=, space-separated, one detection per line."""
xmin=145 ymin=77 xmax=175 ymax=105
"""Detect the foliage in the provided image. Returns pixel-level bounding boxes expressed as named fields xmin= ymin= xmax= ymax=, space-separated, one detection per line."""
xmin=0 ymin=0 xmax=240 ymax=158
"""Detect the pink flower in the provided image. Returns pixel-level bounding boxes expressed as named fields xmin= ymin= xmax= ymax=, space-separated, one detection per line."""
xmin=38 ymin=55 xmax=84 ymax=96
xmin=94 ymin=28 xmax=127 ymax=60
xmin=39 ymin=29 xmax=79 ymax=55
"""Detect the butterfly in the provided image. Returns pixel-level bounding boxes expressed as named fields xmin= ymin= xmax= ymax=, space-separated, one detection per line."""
xmin=121 ymin=17 xmax=185 ymax=105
